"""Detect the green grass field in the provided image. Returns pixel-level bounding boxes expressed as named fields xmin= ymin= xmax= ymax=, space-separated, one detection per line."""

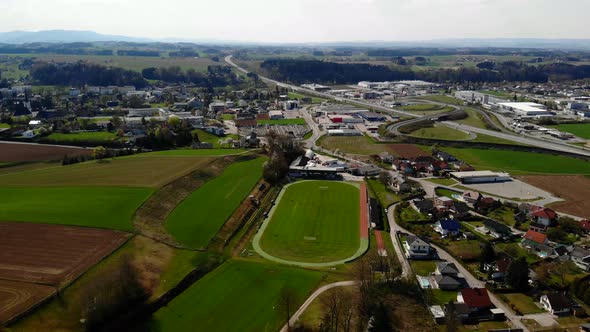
xmin=499 ymin=293 xmax=545 ymax=314
xmin=0 ymin=187 xmax=152 ymax=230
xmin=399 ymin=104 xmax=451 ymax=113
xmin=0 ymin=123 xmax=10 ymax=128
xmin=260 ymin=181 xmax=360 ymax=263
xmin=410 ymin=125 xmax=472 ymax=141
xmin=440 ymin=147 xmax=590 ymax=174
xmin=416 ymin=95 xmax=464 ymax=105
xmin=257 ymin=118 xmax=307 ymax=125
xmin=288 ymin=92 xmax=325 ymax=104
xmin=0 ymin=156 xmax=215 ymax=188
xmin=550 ymin=123 xmax=590 ymax=139
xmin=139 ymin=149 xmax=247 ymax=157
xmin=45 ymin=131 xmax=119 ymax=143
xmin=192 ymin=129 xmax=240 ymax=148
xmin=165 ymin=157 xmax=265 ymax=248
xmin=410 ymin=261 xmax=436 ymax=276
xmin=150 ymin=260 xmax=323 ymax=332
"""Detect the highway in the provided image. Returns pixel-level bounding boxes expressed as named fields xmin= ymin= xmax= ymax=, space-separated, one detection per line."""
xmin=225 ymin=55 xmax=590 ymax=157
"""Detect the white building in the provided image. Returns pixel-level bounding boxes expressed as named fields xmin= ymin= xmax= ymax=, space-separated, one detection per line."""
xmin=269 ymin=110 xmax=284 ymax=120
xmin=497 ymin=102 xmax=553 ymax=117
xmin=450 ymin=171 xmax=512 ymax=184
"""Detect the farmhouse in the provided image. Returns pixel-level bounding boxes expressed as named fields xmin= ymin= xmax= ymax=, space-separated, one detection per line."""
xmin=450 ymin=171 xmax=512 ymax=184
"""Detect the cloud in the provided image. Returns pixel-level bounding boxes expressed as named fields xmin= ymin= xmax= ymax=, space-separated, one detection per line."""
xmin=0 ymin=0 xmax=588 ymax=42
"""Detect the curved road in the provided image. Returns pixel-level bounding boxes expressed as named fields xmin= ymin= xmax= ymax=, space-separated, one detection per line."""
xmin=279 ymin=281 xmax=357 ymax=332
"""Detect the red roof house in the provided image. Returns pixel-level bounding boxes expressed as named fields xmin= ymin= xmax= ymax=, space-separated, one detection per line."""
xmin=459 ymin=288 xmax=493 ymax=310
xmin=523 ymin=229 xmax=548 ymax=245
xmin=580 ymin=220 xmax=590 ymax=233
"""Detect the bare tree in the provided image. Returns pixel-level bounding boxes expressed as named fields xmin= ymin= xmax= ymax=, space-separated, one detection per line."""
xmin=279 ymin=286 xmax=297 ymax=331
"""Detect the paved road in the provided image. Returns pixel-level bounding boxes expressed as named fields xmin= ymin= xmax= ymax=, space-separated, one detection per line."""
xmin=280 ymin=281 xmax=357 ymax=332
xmin=386 ymin=203 xmax=530 ymax=331
xmin=386 ymin=203 xmax=412 ymax=277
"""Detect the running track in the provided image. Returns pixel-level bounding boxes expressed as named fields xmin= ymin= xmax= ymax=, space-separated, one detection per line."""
xmin=360 ymin=183 xmax=369 ymax=239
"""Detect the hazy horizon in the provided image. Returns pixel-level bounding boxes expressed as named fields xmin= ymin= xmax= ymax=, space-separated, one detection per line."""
xmin=1 ymin=0 xmax=589 ymax=44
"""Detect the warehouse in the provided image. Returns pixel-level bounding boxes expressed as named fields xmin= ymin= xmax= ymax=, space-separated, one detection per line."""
xmin=327 ymin=129 xmax=362 ymax=136
xmin=450 ymin=171 xmax=512 ymax=184
xmin=358 ymin=112 xmax=386 ymax=122
xmin=497 ymin=102 xmax=553 ymax=118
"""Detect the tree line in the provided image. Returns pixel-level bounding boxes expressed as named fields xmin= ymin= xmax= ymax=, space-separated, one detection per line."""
xmin=260 ymin=59 xmax=590 ymax=84
xmin=141 ymin=65 xmax=240 ymax=87
xmin=30 ymin=61 xmax=147 ymax=88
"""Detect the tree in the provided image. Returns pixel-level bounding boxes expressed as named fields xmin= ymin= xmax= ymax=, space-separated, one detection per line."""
xmin=445 ymin=301 xmax=459 ymax=332
xmin=93 ymin=146 xmax=107 ymax=161
xmin=369 ymin=302 xmax=393 ymax=332
xmin=279 ymin=286 xmax=297 ymax=331
xmin=552 ymin=261 xmax=578 ymax=287
xmin=378 ymin=171 xmax=392 ymax=187
xmin=506 ymin=257 xmax=529 ymax=290
xmin=481 ymin=242 xmax=496 ymax=264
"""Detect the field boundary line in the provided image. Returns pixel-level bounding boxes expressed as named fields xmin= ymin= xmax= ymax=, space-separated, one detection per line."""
xmin=252 ymin=180 xmax=369 ymax=268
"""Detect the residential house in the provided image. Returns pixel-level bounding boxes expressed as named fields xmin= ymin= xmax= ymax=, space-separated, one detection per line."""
xmin=580 ymin=323 xmax=590 ymax=332
xmin=532 ymin=208 xmax=558 ymax=227
xmin=435 ymin=262 xmax=459 ymax=277
xmin=483 ymin=219 xmax=513 ymax=239
xmin=411 ymin=199 xmax=434 ymax=216
xmin=404 ymin=235 xmax=435 ymax=260
xmin=451 ymin=202 xmax=471 ymax=220
xmin=475 ymin=197 xmax=498 ymax=212
xmin=484 ymin=256 xmax=512 ymax=281
xmin=569 ymin=246 xmax=590 ymax=271
xmin=21 ymin=130 xmax=36 ymax=138
xmin=378 ymin=152 xmax=395 ymax=164
xmin=522 ymin=229 xmax=554 ymax=257
xmin=433 ymin=261 xmax=463 ymax=290
xmin=435 ymin=196 xmax=454 ymax=208
xmin=540 ymin=293 xmax=573 ymax=315
xmin=457 ymin=288 xmax=494 ymax=318
xmin=434 ymin=219 xmax=461 ymax=237
xmin=463 ymin=191 xmax=483 ymax=206
xmin=435 ymin=151 xmax=457 ymax=162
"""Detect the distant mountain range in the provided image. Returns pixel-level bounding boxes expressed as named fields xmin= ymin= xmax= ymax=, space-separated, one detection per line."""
xmin=1 ymin=30 xmax=589 ymax=50
xmin=0 ymin=30 xmax=151 ymax=44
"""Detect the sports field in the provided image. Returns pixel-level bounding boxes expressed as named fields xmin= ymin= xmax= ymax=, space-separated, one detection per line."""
xmin=0 ymin=187 xmax=152 ymax=230
xmin=257 ymin=118 xmax=307 ymax=125
xmin=260 ymin=181 xmax=361 ymax=263
xmin=166 ymin=157 xmax=265 ymax=248
xmin=150 ymin=260 xmax=323 ymax=332
xmin=0 ymin=155 xmax=215 ymax=188
xmin=440 ymin=147 xmax=590 ymax=174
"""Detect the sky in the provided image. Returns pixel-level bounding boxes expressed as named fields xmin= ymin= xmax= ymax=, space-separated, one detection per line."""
xmin=0 ymin=0 xmax=589 ymax=43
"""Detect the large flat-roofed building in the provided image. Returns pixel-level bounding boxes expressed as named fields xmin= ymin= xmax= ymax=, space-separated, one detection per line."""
xmin=301 ymin=83 xmax=331 ymax=92
xmin=497 ymin=102 xmax=553 ymax=117
xmin=450 ymin=171 xmax=512 ymax=184
xmin=327 ymin=129 xmax=362 ymax=136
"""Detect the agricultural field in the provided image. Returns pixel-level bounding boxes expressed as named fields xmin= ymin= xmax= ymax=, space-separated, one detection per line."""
xmin=44 ymin=131 xmax=119 ymax=144
xmin=260 ymin=181 xmax=361 ymax=263
xmin=257 ymin=118 xmax=307 ymax=125
xmin=409 ymin=125 xmax=472 ymax=141
xmin=388 ymin=143 xmax=429 ymax=159
xmin=0 ymin=142 xmax=91 ymax=162
xmin=549 ymin=123 xmax=590 ymax=139
xmin=520 ymin=175 xmax=590 ymax=219
xmin=0 ymin=222 xmax=129 ymax=324
xmin=440 ymin=147 xmax=590 ymax=175
xmin=149 ymin=260 xmax=323 ymax=332
xmin=165 ymin=156 xmax=265 ymax=248
xmin=0 ymin=187 xmax=152 ymax=230
xmin=0 ymin=155 xmax=215 ymax=188
xmin=139 ymin=149 xmax=247 ymax=156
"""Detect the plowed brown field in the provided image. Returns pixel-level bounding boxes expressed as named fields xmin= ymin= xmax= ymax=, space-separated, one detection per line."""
xmin=0 ymin=142 xmax=91 ymax=162
xmin=519 ymin=175 xmax=590 ymax=219
xmin=0 ymin=222 xmax=130 ymax=323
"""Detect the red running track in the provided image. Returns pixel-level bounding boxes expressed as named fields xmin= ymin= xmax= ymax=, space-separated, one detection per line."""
xmin=359 ymin=183 xmax=369 ymax=239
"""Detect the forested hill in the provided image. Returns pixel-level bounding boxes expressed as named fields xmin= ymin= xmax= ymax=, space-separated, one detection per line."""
xmin=260 ymin=59 xmax=590 ymax=84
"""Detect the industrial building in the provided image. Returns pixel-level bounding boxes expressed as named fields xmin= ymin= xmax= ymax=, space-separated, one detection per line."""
xmin=327 ymin=129 xmax=362 ymax=136
xmin=358 ymin=112 xmax=386 ymax=122
xmin=289 ymin=150 xmax=347 ymax=178
xmin=328 ymin=114 xmax=364 ymax=124
xmin=301 ymin=84 xmax=331 ymax=92
xmin=268 ymin=110 xmax=284 ymax=120
xmin=450 ymin=171 xmax=512 ymax=184
xmin=497 ymin=102 xmax=553 ymax=117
